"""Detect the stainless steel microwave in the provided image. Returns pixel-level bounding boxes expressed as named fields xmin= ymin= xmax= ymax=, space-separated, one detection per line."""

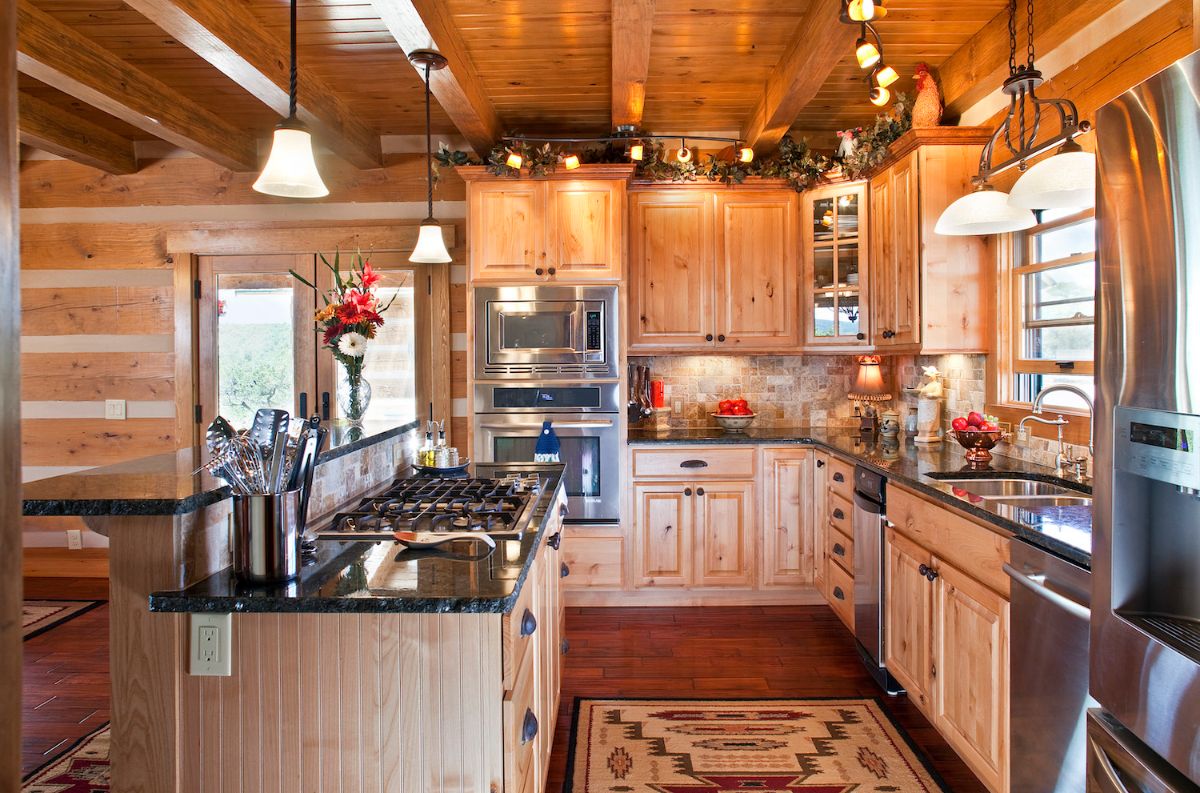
xmin=474 ymin=285 xmax=618 ymax=379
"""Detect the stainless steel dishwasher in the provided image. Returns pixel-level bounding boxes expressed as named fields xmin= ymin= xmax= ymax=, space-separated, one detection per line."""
xmin=852 ymin=464 xmax=903 ymax=695
xmin=1004 ymin=540 xmax=1093 ymax=792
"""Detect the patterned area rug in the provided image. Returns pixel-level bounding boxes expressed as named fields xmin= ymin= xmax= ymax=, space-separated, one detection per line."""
xmin=22 ymin=725 xmax=110 ymax=792
xmin=21 ymin=600 xmax=102 ymax=640
xmin=567 ymin=698 xmax=947 ymax=792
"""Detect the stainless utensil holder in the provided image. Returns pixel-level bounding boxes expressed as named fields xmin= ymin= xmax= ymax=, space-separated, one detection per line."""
xmin=232 ymin=490 xmax=302 ymax=583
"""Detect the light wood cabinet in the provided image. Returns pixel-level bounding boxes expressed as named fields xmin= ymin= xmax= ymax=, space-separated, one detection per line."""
xmin=802 ymin=181 xmax=869 ymax=348
xmin=761 ymin=448 xmax=814 ymax=588
xmin=812 ymin=451 xmax=830 ymax=598
xmin=629 ymin=188 xmax=799 ymax=353
xmin=633 ymin=483 xmax=693 ymax=588
xmin=694 ymin=481 xmax=756 ymax=588
xmin=884 ymin=526 xmax=935 ymax=712
xmin=459 ymin=166 xmax=631 ymax=283
xmin=867 ymin=128 xmax=994 ymax=352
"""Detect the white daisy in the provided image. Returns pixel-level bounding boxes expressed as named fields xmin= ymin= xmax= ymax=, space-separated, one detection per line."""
xmin=337 ymin=332 xmax=367 ymax=358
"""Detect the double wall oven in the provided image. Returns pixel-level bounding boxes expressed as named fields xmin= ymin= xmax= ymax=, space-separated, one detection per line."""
xmin=473 ymin=286 xmax=621 ymax=523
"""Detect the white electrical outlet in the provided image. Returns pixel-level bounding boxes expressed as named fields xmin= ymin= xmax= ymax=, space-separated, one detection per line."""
xmin=104 ymin=399 xmax=126 ymax=420
xmin=66 ymin=529 xmax=83 ymax=550
xmin=189 ymin=613 xmax=232 ymax=676
xmin=672 ymin=399 xmax=683 ymax=414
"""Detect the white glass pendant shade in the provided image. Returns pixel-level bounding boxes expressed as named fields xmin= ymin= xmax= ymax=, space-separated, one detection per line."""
xmin=935 ymin=185 xmax=1037 ymax=236
xmin=410 ymin=220 xmax=452 ymax=263
xmin=1008 ymin=145 xmax=1096 ymax=210
xmin=253 ymin=124 xmax=329 ymax=198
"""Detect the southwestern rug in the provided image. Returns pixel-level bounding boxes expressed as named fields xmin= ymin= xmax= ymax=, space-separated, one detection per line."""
xmin=22 ymin=724 xmax=110 ymax=792
xmin=566 ymin=698 xmax=948 ymax=792
xmin=21 ymin=600 xmax=103 ymax=640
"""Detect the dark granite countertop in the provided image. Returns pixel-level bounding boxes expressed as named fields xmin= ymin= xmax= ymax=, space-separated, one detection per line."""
xmin=148 ymin=463 xmax=566 ymax=614
xmin=22 ymin=419 xmax=418 ymax=517
xmin=628 ymin=425 xmax=1092 ymax=568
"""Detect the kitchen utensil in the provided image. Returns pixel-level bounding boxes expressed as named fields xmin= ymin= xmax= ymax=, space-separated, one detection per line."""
xmin=297 ymin=422 xmax=328 ymax=532
xmin=232 ymin=490 xmax=302 ymax=582
xmin=712 ymin=411 xmax=757 ymax=432
xmin=206 ymin=415 xmax=236 ymax=453
xmin=393 ymin=531 xmax=497 ymax=550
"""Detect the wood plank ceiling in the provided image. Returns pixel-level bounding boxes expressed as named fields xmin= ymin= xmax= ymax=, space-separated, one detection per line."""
xmin=17 ymin=0 xmax=1012 ymax=173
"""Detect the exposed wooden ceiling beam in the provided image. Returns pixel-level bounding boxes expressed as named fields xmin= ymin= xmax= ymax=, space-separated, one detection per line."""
xmin=122 ymin=0 xmax=382 ymax=170
xmin=369 ymin=0 xmax=504 ymax=157
xmin=17 ymin=92 xmax=138 ymax=175
xmin=611 ymin=0 xmax=655 ymax=128
xmin=939 ymin=0 xmax=1126 ymax=122
xmin=15 ymin=0 xmax=258 ymax=172
xmin=739 ymin=0 xmax=858 ymax=154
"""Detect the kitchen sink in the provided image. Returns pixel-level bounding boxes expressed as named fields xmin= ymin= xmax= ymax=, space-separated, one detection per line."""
xmin=933 ymin=478 xmax=1084 ymax=498
xmin=988 ymin=495 xmax=1092 ymax=508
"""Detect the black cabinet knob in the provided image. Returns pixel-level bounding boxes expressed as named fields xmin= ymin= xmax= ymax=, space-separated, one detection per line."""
xmin=833 ymin=543 xmax=846 ymax=557
xmin=833 ymin=472 xmax=845 ymax=483
xmin=547 ymin=532 xmax=561 ymax=551
xmin=856 ymin=332 xmax=866 ymax=340
xmin=535 ymin=267 xmax=545 ymax=276
xmin=833 ymin=508 xmax=845 ymax=520
xmin=717 ymin=334 xmax=726 ymax=342
xmin=547 ymin=267 xmax=557 ymax=276
xmin=561 ymin=638 xmax=570 ymax=655
xmin=705 ymin=334 xmax=714 ymax=342
xmin=683 ymin=487 xmax=693 ymax=497
xmin=520 ymin=608 xmax=537 ymax=637
xmin=918 ymin=563 xmax=929 ymax=577
xmin=561 ymin=562 xmax=570 ymax=578
xmin=926 ymin=568 xmax=939 ymax=582
xmin=696 ymin=487 xmax=705 ymax=496
xmin=521 ymin=709 xmax=538 ymax=743
xmin=833 ymin=586 xmax=845 ymax=601
xmin=816 ymin=459 xmax=825 ymax=468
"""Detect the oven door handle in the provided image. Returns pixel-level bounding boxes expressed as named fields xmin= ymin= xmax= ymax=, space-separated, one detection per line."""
xmin=1003 ymin=563 xmax=1091 ymax=621
xmin=477 ymin=419 xmax=616 ymax=430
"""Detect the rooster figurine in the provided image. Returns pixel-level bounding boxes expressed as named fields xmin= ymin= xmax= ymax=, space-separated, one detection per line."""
xmin=912 ymin=62 xmax=944 ymax=128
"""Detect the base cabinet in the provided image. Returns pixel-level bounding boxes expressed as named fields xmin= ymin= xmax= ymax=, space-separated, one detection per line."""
xmin=761 ymin=448 xmax=815 ymax=588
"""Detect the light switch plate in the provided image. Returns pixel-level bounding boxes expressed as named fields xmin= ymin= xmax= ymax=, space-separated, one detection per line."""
xmin=66 ymin=529 xmax=83 ymax=550
xmin=189 ymin=613 xmax=232 ymax=676
xmin=104 ymin=399 xmax=126 ymax=420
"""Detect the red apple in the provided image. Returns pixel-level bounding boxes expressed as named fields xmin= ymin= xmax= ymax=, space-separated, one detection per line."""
xmin=951 ymin=417 xmax=969 ymax=431
xmin=967 ymin=411 xmax=985 ymax=427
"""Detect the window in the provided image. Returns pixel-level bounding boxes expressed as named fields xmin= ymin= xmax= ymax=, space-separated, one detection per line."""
xmin=997 ymin=208 xmax=1095 ymax=413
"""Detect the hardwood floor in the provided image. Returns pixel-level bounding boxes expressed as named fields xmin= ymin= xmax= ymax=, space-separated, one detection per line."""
xmin=18 ymin=580 xmax=985 ymax=791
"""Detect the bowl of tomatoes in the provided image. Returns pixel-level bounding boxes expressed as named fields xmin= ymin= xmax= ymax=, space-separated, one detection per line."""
xmin=950 ymin=411 xmax=1007 ymax=464
xmin=713 ymin=399 xmax=756 ymax=432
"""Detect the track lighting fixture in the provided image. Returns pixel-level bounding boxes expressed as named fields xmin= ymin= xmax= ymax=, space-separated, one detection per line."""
xmin=869 ymin=84 xmax=891 ymax=107
xmin=500 ymin=131 xmax=758 ymax=168
xmin=676 ymin=142 xmax=692 ymax=163
xmin=629 ymin=142 xmax=644 ymax=161
xmin=855 ymin=33 xmax=880 ymax=69
xmin=505 ymin=151 xmax=524 ymax=169
xmin=738 ymin=146 xmax=754 ymax=164
xmin=874 ymin=63 xmax=899 ymax=88
xmin=563 ymin=153 xmax=581 ymax=170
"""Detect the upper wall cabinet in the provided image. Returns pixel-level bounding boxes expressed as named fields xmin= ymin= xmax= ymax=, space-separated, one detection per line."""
xmin=868 ymin=128 xmax=995 ymax=353
xmin=458 ymin=165 xmax=632 ymax=283
xmin=802 ymin=181 xmax=869 ymax=349
xmin=629 ymin=186 xmax=799 ymax=354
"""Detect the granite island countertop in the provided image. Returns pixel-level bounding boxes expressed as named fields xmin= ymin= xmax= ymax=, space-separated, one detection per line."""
xmin=22 ymin=419 xmax=418 ymax=517
xmin=628 ymin=425 xmax=1092 ymax=568
xmin=148 ymin=463 xmax=566 ymax=614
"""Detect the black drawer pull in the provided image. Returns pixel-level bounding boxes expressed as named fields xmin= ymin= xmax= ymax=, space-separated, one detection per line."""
xmin=561 ymin=562 xmax=570 ymax=578
xmin=705 ymin=333 xmax=714 ymax=342
xmin=717 ymin=334 xmax=726 ymax=342
xmin=519 ymin=608 xmax=537 ymax=637
xmin=561 ymin=638 xmax=570 ymax=655
xmin=816 ymin=459 xmax=825 ymax=468
xmin=833 ymin=543 xmax=846 ymax=557
xmin=559 ymin=503 xmax=568 ymax=517
xmin=833 ymin=586 xmax=845 ymax=601
xmin=547 ymin=532 xmax=561 ymax=550
xmin=547 ymin=267 xmax=557 ymax=276
xmin=521 ymin=709 xmax=538 ymax=743
xmin=832 ymin=508 xmax=845 ymax=520
xmin=535 ymin=267 xmax=545 ymax=276
xmin=918 ymin=563 xmax=929 ymax=576
xmin=680 ymin=459 xmax=709 ymax=469
xmin=833 ymin=472 xmax=845 ymax=483
xmin=856 ymin=332 xmax=866 ymax=340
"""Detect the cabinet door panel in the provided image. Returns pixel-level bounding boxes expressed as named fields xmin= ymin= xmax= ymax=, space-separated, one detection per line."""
xmin=470 ymin=183 xmax=543 ymax=280
xmin=934 ymin=559 xmax=1009 ymax=793
xmin=889 ymin=153 xmax=920 ymax=346
xmin=716 ymin=196 xmax=799 ymax=349
xmin=761 ymin=449 xmax=813 ymax=588
xmin=634 ymin=484 xmax=692 ymax=588
xmin=802 ymin=183 xmax=869 ymax=348
xmin=547 ymin=181 xmax=622 ymax=280
xmin=629 ymin=193 xmax=714 ymax=349
xmin=869 ymin=174 xmax=894 ymax=345
xmin=694 ymin=481 xmax=755 ymax=588
xmin=813 ymin=452 xmax=830 ymax=598
xmin=884 ymin=528 xmax=934 ymax=714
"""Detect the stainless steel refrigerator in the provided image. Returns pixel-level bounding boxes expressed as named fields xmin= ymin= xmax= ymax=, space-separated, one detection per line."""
xmin=1092 ymin=47 xmax=1200 ymax=790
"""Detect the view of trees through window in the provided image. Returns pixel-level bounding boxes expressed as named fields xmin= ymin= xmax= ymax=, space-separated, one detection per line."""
xmin=216 ymin=284 xmax=295 ymax=428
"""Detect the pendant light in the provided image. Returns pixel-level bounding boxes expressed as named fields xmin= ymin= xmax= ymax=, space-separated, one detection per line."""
xmin=409 ymin=50 xmax=453 ymax=264
xmin=253 ymin=0 xmax=328 ymax=198
xmin=935 ymin=0 xmax=1092 ymax=234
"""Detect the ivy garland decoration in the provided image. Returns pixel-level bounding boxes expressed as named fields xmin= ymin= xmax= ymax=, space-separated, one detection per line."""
xmin=433 ymin=94 xmax=911 ymax=192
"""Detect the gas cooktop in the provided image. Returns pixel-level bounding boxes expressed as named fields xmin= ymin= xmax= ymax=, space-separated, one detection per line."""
xmin=313 ymin=472 xmax=545 ymax=542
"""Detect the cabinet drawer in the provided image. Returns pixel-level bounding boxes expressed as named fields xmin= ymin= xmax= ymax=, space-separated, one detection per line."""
xmin=827 ymin=559 xmax=855 ymax=631
xmin=828 ymin=491 xmax=852 ymax=537
xmin=502 ymin=565 xmax=540 ymax=689
xmin=503 ymin=648 xmax=538 ymax=793
xmin=632 ymin=447 xmax=756 ymax=480
xmin=561 ymin=533 xmax=623 ymax=590
xmin=828 ymin=524 xmax=854 ymax=576
xmin=827 ymin=456 xmax=855 ymax=500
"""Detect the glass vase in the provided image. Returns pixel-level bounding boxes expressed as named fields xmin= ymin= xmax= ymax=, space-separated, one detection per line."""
xmin=337 ymin=365 xmax=372 ymax=426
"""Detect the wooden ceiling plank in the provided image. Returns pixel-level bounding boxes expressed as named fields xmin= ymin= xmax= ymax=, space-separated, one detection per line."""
xmin=15 ymin=0 xmax=258 ymax=171
xmin=739 ymin=0 xmax=859 ymax=154
xmin=611 ymin=0 xmax=655 ymax=128
xmin=123 ymin=0 xmax=383 ymax=169
xmin=369 ymin=0 xmax=503 ymax=156
xmin=939 ymin=0 xmax=1126 ymax=121
xmin=17 ymin=91 xmax=138 ymax=175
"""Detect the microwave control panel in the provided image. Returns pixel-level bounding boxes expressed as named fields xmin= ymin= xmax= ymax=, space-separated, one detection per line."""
xmin=1115 ymin=406 xmax=1199 ymax=489
xmin=585 ymin=311 xmax=603 ymax=351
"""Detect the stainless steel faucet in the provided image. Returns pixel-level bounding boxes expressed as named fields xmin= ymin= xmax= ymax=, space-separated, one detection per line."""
xmin=1024 ymin=384 xmax=1095 ymax=481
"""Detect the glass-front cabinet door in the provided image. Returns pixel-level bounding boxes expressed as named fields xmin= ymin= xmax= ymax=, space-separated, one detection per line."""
xmin=802 ymin=181 xmax=869 ymax=347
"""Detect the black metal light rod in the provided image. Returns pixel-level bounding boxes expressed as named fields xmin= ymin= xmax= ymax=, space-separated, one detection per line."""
xmin=976 ymin=121 xmax=1091 ymax=183
xmin=501 ymin=134 xmax=744 ymax=146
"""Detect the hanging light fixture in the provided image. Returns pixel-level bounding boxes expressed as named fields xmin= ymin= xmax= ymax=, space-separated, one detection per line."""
xmin=737 ymin=145 xmax=754 ymax=163
xmin=676 ymin=140 xmax=692 ymax=163
xmin=869 ymin=83 xmax=891 ymax=107
xmin=936 ymin=0 xmax=1093 ymax=234
xmin=563 ymin=153 xmax=581 ymax=170
xmin=874 ymin=63 xmax=899 ymax=89
xmin=253 ymin=0 xmax=328 ymax=198
xmin=408 ymin=49 xmax=452 ymax=263
xmin=855 ymin=31 xmax=881 ymax=69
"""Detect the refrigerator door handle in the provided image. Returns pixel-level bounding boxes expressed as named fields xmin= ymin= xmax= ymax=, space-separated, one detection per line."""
xmin=1003 ymin=563 xmax=1091 ymax=621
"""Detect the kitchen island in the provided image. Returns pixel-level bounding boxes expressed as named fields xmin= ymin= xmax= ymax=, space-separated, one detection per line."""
xmin=21 ymin=421 xmax=421 ymax=793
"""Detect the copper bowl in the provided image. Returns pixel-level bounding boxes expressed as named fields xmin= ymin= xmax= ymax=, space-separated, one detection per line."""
xmin=951 ymin=429 xmax=1007 ymax=465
